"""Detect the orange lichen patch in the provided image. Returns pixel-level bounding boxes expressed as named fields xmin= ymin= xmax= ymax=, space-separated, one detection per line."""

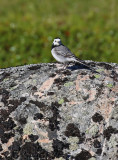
xmin=34 ymin=75 xmax=58 ymax=97
xmin=80 ymin=75 xmax=90 ymax=81
xmin=34 ymin=125 xmax=49 ymax=138
xmin=32 ymin=119 xmax=49 ymax=126
xmin=38 ymin=138 xmax=52 ymax=144
xmin=100 ymin=102 xmax=113 ymax=123
xmin=76 ymin=75 xmax=90 ymax=91
xmin=37 ymin=119 xmax=49 ymax=126
xmin=96 ymin=88 xmax=116 ymax=122
xmin=89 ymin=150 xmax=95 ymax=156
xmin=109 ymin=97 xmax=117 ymax=102
xmin=76 ymin=75 xmax=81 ymax=91
xmin=99 ymin=123 xmax=104 ymax=134
xmin=36 ymin=129 xmax=48 ymax=138
xmin=112 ymin=86 xmax=118 ymax=93
xmin=104 ymin=76 xmax=113 ymax=82
xmin=69 ymin=101 xmax=83 ymax=105
xmin=23 ymin=135 xmax=28 ymax=140
xmin=87 ymin=89 xmax=96 ymax=101
xmin=1 ymin=137 xmax=14 ymax=154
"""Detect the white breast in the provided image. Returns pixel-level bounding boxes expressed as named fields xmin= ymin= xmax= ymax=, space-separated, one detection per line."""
xmin=51 ymin=48 xmax=67 ymax=63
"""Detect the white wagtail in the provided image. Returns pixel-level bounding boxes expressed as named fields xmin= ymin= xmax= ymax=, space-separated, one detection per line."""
xmin=51 ymin=37 xmax=97 ymax=72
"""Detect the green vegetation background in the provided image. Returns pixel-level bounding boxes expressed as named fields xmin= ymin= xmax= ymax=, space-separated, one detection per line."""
xmin=0 ymin=0 xmax=118 ymax=68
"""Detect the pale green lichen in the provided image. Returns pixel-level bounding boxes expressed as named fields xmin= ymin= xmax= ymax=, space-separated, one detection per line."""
xmin=94 ymin=74 xmax=101 ymax=78
xmin=107 ymin=83 xmax=113 ymax=88
xmin=10 ymin=85 xmax=18 ymax=91
xmin=108 ymin=134 xmax=118 ymax=148
xmin=88 ymin=158 xmax=96 ymax=160
xmin=96 ymin=69 xmax=104 ymax=72
xmin=86 ymin=129 xmax=89 ymax=134
xmin=86 ymin=124 xmax=99 ymax=136
xmin=32 ymin=79 xmax=37 ymax=84
xmin=58 ymin=98 xmax=64 ymax=104
xmin=69 ymin=143 xmax=79 ymax=151
xmin=64 ymin=82 xmax=73 ymax=87
xmin=23 ymin=123 xmax=34 ymax=135
xmin=24 ymin=79 xmax=37 ymax=87
xmin=54 ymin=157 xmax=65 ymax=160
xmin=3 ymin=78 xmax=9 ymax=82
xmin=68 ymin=136 xmax=79 ymax=151
xmin=64 ymin=115 xmax=73 ymax=121
xmin=68 ymin=136 xmax=79 ymax=143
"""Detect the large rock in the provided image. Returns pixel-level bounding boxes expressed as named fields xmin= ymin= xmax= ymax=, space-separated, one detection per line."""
xmin=0 ymin=61 xmax=118 ymax=160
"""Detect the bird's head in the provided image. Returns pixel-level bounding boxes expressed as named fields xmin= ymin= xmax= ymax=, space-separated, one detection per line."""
xmin=52 ymin=37 xmax=62 ymax=47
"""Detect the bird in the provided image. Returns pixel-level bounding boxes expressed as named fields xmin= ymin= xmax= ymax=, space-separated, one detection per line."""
xmin=51 ymin=37 xmax=97 ymax=72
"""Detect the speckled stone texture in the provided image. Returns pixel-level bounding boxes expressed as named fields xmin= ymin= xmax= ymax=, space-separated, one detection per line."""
xmin=0 ymin=61 xmax=118 ymax=160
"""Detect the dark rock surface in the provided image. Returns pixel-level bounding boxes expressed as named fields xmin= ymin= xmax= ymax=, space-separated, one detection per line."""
xmin=0 ymin=61 xmax=118 ymax=160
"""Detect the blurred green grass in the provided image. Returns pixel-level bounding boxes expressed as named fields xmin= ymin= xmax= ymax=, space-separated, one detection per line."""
xmin=0 ymin=0 xmax=118 ymax=68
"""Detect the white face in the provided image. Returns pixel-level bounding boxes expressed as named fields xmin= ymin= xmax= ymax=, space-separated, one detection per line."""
xmin=53 ymin=38 xmax=61 ymax=46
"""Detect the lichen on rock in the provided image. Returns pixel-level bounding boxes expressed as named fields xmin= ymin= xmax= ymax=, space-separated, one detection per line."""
xmin=0 ymin=61 xmax=118 ymax=160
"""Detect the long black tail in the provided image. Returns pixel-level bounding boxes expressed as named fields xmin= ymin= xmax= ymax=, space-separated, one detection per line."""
xmin=75 ymin=59 xmax=99 ymax=73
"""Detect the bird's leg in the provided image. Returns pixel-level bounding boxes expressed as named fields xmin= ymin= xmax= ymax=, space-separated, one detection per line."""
xmin=63 ymin=63 xmax=66 ymax=70
xmin=63 ymin=63 xmax=69 ymax=70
